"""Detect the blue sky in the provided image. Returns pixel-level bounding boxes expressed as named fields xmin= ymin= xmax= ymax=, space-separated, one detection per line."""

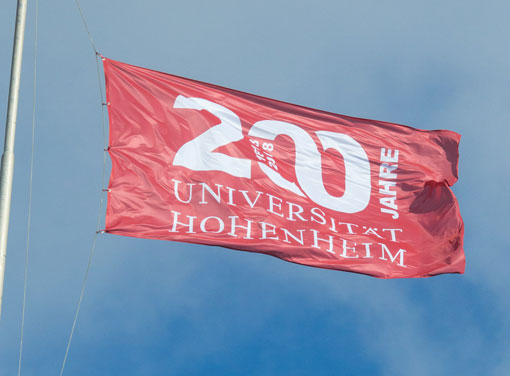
xmin=1 ymin=1 xmax=509 ymax=375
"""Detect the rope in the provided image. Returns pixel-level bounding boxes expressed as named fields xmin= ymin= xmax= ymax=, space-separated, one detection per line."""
xmin=59 ymin=232 xmax=99 ymax=376
xmin=73 ymin=0 xmax=98 ymax=54
xmin=17 ymin=0 xmax=38 ymax=374
xmin=59 ymin=1 xmax=108 ymax=374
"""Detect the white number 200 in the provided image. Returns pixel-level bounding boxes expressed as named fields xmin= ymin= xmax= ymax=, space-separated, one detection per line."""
xmin=172 ymin=95 xmax=371 ymax=214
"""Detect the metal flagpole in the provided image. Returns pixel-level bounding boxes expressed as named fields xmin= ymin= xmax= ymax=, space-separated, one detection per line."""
xmin=0 ymin=0 xmax=28 ymax=318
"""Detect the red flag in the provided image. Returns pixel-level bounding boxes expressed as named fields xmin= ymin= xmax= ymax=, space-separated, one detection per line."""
xmin=103 ymin=57 xmax=464 ymax=278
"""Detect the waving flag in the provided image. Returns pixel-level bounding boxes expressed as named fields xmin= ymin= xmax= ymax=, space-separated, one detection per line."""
xmin=103 ymin=57 xmax=464 ymax=278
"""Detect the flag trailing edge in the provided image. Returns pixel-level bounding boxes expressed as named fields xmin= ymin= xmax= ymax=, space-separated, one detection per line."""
xmin=102 ymin=57 xmax=464 ymax=279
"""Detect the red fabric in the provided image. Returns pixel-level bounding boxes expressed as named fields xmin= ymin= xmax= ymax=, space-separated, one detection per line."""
xmin=103 ymin=57 xmax=464 ymax=278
